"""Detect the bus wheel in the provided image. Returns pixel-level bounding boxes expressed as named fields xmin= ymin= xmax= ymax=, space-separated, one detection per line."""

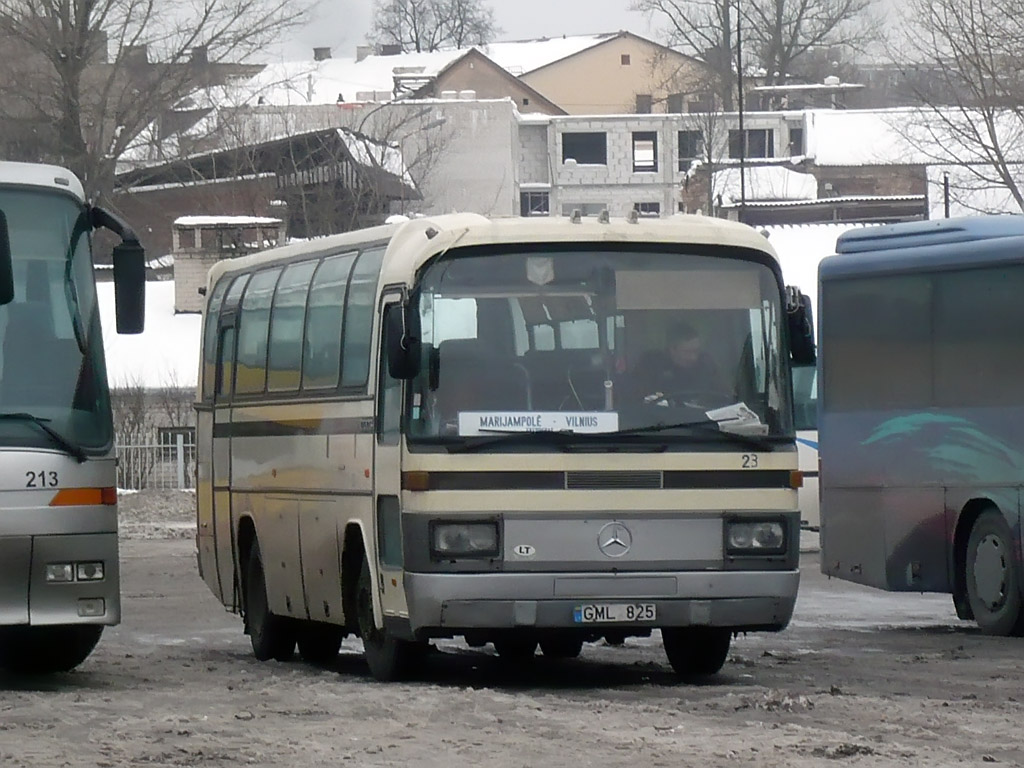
xmin=0 ymin=625 xmax=103 ymax=674
xmin=661 ymin=628 xmax=731 ymax=678
xmin=356 ymin=559 xmax=422 ymax=681
xmin=965 ymin=510 xmax=1024 ymax=636
xmin=245 ymin=541 xmax=296 ymax=662
xmin=296 ymin=622 xmax=345 ymax=665
xmin=493 ymin=635 xmax=538 ymax=661
xmin=540 ymin=636 xmax=583 ymax=659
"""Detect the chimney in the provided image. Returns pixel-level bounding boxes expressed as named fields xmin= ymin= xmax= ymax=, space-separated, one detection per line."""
xmin=190 ymin=45 xmax=208 ymax=64
xmin=356 ymin=44 xmax=373 ymax=62
xmin=313 ymin=46 xmax=332 ymax=61
xmin=123 ymin=44 xmax=149 ymax=66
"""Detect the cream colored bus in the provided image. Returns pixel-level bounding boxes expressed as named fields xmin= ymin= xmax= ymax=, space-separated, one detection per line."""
xmin=195 ymin=212 xmax=814 ymax=681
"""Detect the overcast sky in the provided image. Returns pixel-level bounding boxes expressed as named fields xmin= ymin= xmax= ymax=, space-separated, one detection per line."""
xmin=280 ymin=0 xmax=654 ymax=61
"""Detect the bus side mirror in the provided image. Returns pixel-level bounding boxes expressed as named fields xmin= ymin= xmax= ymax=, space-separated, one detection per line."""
xmin=386 ymin=303 xmax=420 ymax=379
xmin=786 ymin=287 xmax=816 ymax=366
xmin=0 ymin=210 xmax=13 ymax=305
xmin=113 ymin=240 xmax=146 ymax=334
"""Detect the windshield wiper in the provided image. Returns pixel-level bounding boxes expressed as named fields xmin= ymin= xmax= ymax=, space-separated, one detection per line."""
xmin=614 ymin=419 xmax=779 ymax=451
xmin=447 ymin=429 xmax=666 ymax=454
xmin=0 ymin=412 xmax=87 ymax=462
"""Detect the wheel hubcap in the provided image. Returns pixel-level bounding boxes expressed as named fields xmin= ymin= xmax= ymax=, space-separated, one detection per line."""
xmin=973 ymin=533 xmax=1008 ymax=611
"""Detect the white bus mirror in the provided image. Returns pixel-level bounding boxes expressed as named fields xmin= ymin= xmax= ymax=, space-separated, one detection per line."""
xmin=386 ymin=304 xmax=420 ymax=380
xmin=0 ymin=210 xmax=13 ymax=305
xmin=113 ymin=240 xmax=146 ymax=334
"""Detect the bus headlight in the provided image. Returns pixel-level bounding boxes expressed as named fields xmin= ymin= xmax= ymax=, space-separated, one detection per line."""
xmin=726 ymin=520 xmax=786 ymax=555
xmin=76 ymin=562 xmax=105 ymax=581
xmin=430 ymin=521 xmax=499 ymax=559
xmin=45 ymin=563 xmax=74 ymax=582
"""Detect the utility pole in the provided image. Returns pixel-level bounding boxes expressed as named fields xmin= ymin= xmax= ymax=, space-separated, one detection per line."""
xmin=736 ymin=2 xmax=746 ymax=222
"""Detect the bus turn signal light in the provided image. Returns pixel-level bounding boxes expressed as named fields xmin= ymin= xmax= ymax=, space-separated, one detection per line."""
xmin=401 ymin=471 xmax=431 ymax=491
xmin=790 ymin=471 xmax=804 ymax=489
xmin=49 ymin=487 xmax=118 ymax=506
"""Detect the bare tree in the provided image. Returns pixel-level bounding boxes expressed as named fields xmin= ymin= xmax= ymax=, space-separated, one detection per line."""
xmin=888 ymin=0 xmax=1024 ymax=213
xmin=110 ymin=375 xmax=157 ymax=489
xmin=632 ymin=0 xmax=880 ymax=106
xmin=0 ymin=0 xmax=311 ymax=200
xmin=369 ymin=0 xmax=498 ymax=53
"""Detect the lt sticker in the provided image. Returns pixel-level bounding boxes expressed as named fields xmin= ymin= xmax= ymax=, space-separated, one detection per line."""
xmin=513 ymin=544 xmax=536 ymax=557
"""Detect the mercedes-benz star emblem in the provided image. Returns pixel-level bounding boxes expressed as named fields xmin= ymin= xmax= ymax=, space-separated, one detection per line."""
xmin=597 ymin=521 xmax=632 ymax=558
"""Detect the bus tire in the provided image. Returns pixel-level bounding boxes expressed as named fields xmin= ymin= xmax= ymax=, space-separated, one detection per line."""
xmin=540 ymin=636 xmax=583 ymax=659
xmin=0 ymin=625 xmax=103 ymax=674
xmin=661 ymin=627 xmax=731 ymax=678
xmin=296 ymin=622 xmax=345 ymax=665
xmin=965 ymin=509 xmax=1024 ymax=636
xmin=245 ymin=541 xmax=296 ymax=662
xmin=356 ymin=559 xmax=423 ymax=681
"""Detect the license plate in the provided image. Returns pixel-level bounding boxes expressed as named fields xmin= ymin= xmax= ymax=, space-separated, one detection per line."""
xmin=573 ymin=603 xmax=657 ymax=623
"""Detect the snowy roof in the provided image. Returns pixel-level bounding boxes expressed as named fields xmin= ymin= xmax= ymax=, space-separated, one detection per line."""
xmin=174 ymin=215 xmax=282 ymax=227
xmin=715 ymin=166 xmax=818 ymax=205
xmin=98 ymin=281 xmax=201 ymax=390
xmin=234 ymin=34 xmax=615 ymax=107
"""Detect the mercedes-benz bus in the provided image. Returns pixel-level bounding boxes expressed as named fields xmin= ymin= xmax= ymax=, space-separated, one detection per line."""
xmin=195 ymin=212 xmax=814 ymax=680
xmin=0 ymin=161 xmax=145 ymax=672
xmin=820 ymin=216 xmax=1024 ymax=636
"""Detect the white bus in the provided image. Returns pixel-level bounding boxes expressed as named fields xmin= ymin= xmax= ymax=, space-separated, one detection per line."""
xmin=195 ymin=212 xmax=814 ymax=680
xmin=0 ymin=161 xmax=146 ymax=672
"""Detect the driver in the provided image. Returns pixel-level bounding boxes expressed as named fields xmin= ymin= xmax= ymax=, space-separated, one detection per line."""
xmin=634 ymin=320 xmax=729 ymax=406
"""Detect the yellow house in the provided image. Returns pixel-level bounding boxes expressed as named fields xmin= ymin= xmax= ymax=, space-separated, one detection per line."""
xmin=519 ymin=31 xmax=714 ymax=115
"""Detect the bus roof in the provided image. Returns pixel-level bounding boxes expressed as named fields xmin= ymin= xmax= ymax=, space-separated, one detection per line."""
xmin=821 ymin=215 xmax=1024 ymax=280
xmin=0 ymin=161 xmax=86 ymax=203
xmin=205 ymin=212 xmax=779 ymax=289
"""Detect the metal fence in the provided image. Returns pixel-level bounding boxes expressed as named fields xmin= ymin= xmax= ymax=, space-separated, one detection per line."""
xmin=116 ymin=433 xmax=197 ymax=491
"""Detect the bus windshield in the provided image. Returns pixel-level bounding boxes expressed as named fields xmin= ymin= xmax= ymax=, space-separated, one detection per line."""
xmin=406 ymin=247 xmax=793 ymax=447
xmin=0 ymin=188 xmax=111 ymax=453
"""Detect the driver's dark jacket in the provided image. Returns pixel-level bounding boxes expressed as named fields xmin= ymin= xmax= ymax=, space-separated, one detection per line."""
xmin=631 ymin=351 xmax=728 ymax=400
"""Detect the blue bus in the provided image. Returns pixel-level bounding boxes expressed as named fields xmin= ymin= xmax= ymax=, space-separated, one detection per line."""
xmin=819 ymin=216 xmax=1024 ymax=636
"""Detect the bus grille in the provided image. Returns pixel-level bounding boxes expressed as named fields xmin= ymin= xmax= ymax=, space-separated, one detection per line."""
xmin=565 ymin=471 xmax=663 ymax=489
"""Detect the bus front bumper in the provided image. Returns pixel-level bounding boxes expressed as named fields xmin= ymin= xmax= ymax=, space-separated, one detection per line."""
xmin=403 ymin=569 xmax=798 ymax=635
xmin=0 ymin=533 xmax=121 ymax=627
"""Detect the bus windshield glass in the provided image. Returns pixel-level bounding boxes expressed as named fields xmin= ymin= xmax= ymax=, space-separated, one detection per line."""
xmin=0 ymin=188 xmax=111 ymax=453
xmin=406 ymin=247 xmax=792 ymax=447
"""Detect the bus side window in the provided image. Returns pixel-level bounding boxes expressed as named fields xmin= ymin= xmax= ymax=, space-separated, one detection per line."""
xmin=341 ymin=247 xmax=385 ymax=389
xmin=215 ymin=326 xmax=236 ymax=399
xmin=377 ymin=304 xmax=402 ymax=445
xmin=303 ymin=253 xmax=356 ymax=390
xmin=235 ymin=267 xmax=281 ymax=395
xmin=201 ymin=278 xmax=231 ymax=400
xmin=267 ymin=261 xmax=316 ymax=392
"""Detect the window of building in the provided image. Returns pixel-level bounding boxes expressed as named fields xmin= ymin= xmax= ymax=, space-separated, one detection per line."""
xmin=522 ymin=97 xmax=530 ymax=106
xmin=687 ymin=93 xmax=714 ymax=113
xmin=633 ymin=131 xmax=658 ymax=172
xmin=789 ymin=126 xmax=805 ymax=156
xmin=303 ymin=252 xmax=356 ymax=390
xmin=561 ymin=132 xmax=607 ymax=165
xmin=520 ymin=190 xmax=550 ymax=216
xmin=621 ymin=54 xmax=631 ymax=65
xmin=634 ymin=202 xmax=661 ymax=218
xmin=235 ymin=267 xmax=282 ymax=394
xmin=560 ymin=203 xmax=608 ymax=217
xmin=666 ymin=93 xmax=684 ymax=113
xmin=635 ymin=94 xmax=653 ymax=113
xmin=677 ymin=130 xmax=703 ymax=169
xmin=728 ymin=128 xmax=775 ymax=158
xmin=341 ymin=247 xmax=386 ymax=388
xmin=267 ymin=260 xmax=317 ymax=392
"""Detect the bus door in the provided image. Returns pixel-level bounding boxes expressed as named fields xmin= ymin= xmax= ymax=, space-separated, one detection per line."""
xmin=210 ymin=311 xmax=239 ymax=607
xmin=374 ymin=297 xmax=409 ymax=621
